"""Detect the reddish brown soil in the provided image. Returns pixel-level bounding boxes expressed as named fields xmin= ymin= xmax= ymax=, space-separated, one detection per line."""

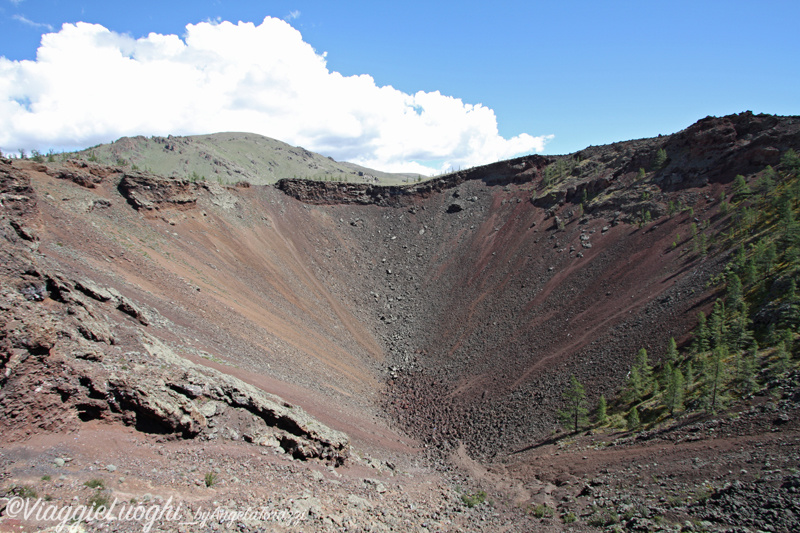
xmin=2 ymin=112 xmax=800 ymax=531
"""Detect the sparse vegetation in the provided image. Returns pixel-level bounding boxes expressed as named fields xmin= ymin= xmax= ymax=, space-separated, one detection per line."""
xmin=461 ymin=490 xmax=486 ymax=508
xmin=88 ymin=491 xmax=111 ymax=510
xmin=84 ymin=478 xmax=105 ymax=489
xmin=8 ymin=485 xmax=37 ymax=498
xmin=531 ymin=503 xmax=554 ymax=518
xmin=605 ymin=151 xmax=800 ymax=431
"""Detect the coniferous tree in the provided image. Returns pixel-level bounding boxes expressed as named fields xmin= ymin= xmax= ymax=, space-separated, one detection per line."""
xmin=763 ymin=242 xmax=778 ymax=275
xmin=732 ymin=174 xmax=751 ymax=200
xmin=765 ymin=323 xmax=778 ymax=346
xmin=694 ymin=312 xmax=710 ymax=352
xmin=726 ymin=273 xmax=744 ymax=309
xmin=709 ymin=300 xmax=727 ymax=349
xmin=559 ymin=375 xmax=589 ymax=433
xmin=739 ymin=342 xmax=758 ymax=394
xmin=732 ymin=246 xmax=746 ymax=272
xmin=667 ymin=200 xmax=677 ymax=217
xmin=627 ymin=406 xmax=640 ymax=430
xmin=775 ymin=341 xmax=791 ymax=375
xmin=726 ymin=302 xmax=752 ymax=350
xmin=665 ymin=365 xmax=685 ymax=416
xmin=636 ymin=347 xmax=652 ymax=384
xmin=654 ymin=148 xmax=668 ymax=170
xmin=596 ymin=395 xmax=607 ymax=425
xmin=781 ymin=148 xmax=800 ymax=175
xmin=666 ymin=337 xmax=678 ymax=365
xmin=704 ymin=346 xmax=728 ymax=413
xmin=742 ymin=258 xmax=757 ymax=286
xmin=759 ymin=166 xmax=777 ymax=197
xmin=627 ymin=366 xmax=643 ymax=403
xmin=779 ymin=197 xmax=794 ymax=228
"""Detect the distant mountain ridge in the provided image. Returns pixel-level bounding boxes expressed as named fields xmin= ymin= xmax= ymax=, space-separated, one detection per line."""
xmin=76 ymin=132 xmax=421 ymax=186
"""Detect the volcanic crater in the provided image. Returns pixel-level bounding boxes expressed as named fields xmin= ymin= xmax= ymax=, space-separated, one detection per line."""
xmin=2 ymin=111 xmax=800 ymax=532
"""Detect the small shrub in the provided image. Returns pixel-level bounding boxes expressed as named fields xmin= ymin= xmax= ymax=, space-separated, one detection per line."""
xmin=562 ymin=511 xmax=577 ymax=523
xmin=532 ymin=503 xmax=554 ymax=518
xmin=609 ymin=413 xmax=626 ymax=429
xmin=204 ymin=472 xmax=218 ymax=487
xmin=88 ymin=491 xmax=110 ymax=510
xmin=588 ymin=506 xmax=620 ymax=527
xmin=84 ymin=478 xmax=105 ymax=489
xmin=666 ymin=495 xmax=682 ymax=508
xmin=461 ymin=490 xmax=486 ymax=508
xmin=41 ymin=475 xmax=51 ymax=481
xmin=694 ymin=484 xmax=714 ymax=504
xmin=9 ymin=485 xmax=37 ymax=499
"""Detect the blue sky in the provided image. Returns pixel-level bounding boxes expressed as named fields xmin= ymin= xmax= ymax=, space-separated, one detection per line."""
xmin=1 ymin=0 xmax=798 ymax=172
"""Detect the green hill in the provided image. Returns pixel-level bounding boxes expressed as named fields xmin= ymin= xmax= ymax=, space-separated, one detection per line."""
xmin=76 ymin=132 xmax=421 ymax=186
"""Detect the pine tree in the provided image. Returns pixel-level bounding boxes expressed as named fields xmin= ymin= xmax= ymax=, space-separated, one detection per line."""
xmin=775 ymin=341 xmax=790 ymax=375
xmin=693 ymin=312 xmax=710 ymax=352
xmin=686 ymin=361 xmax=694 ymax=389
xmin=732 ymin=245 xmax=747 ymax=272
xmin=665 ymin=365 xmax=685 ymax=416
xmin=742 ymin=258 xmax=758 ymax=287
xmin=704 ymin=346 xmax=727 ymax=413
xmin=558 ymin=375 xmax=589 ymax=433
xmin=665 ymin=337 xmax=678 ymax=365
xmin=627 ymin=406 xmax=640 ymax=430
xmin=726 ymin=303 xmax=752 ymax=350
xmin=781 ymin=148 xmax=800 ymax=175
xmin=732 ymin=174 xmax=751 ymax=200
xmin=596 ymin=395 xmax=607 ymax=425
xmin=654 ymin=148 xmax=668 ymax=170
xmin=709 ymin=300 xmax=726 ymax=349
xmin=763 ymin=242 xmax=777 ymax=275
xmin=758 ymin=166 xmax=777 ymax=198
xmin=627 ymin=366 xmax=643 ymax=403
xmin=636 ymin=348 xmax=652 ymax=384
xmin=667 ymin=200 xmax=677 ymax=217
xmin=739 ymin=343 xmax=758 ymax=394
xmin=726 ymin=274 xmax=744 ymax=309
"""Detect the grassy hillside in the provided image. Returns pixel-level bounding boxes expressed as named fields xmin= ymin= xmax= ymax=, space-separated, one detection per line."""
xmin=74 ymin=132 xmax=421 ymax=186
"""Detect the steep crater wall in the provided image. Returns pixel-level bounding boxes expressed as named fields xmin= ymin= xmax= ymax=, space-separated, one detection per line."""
xmin=270 ymin=112 xmax=800 ymax=457
xmin=2 ymin=112 xmax=799 ymax=461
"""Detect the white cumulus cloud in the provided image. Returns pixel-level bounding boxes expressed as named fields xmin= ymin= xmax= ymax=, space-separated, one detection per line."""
xmin=0 ymin=17 xmax=550 ymax=173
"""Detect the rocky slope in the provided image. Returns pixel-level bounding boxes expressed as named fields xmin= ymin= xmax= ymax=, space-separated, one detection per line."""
xmin=0 ymin=158 xmax=349 ymax=464
xmin=1 ymin=111 xmax=799 ymax=531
